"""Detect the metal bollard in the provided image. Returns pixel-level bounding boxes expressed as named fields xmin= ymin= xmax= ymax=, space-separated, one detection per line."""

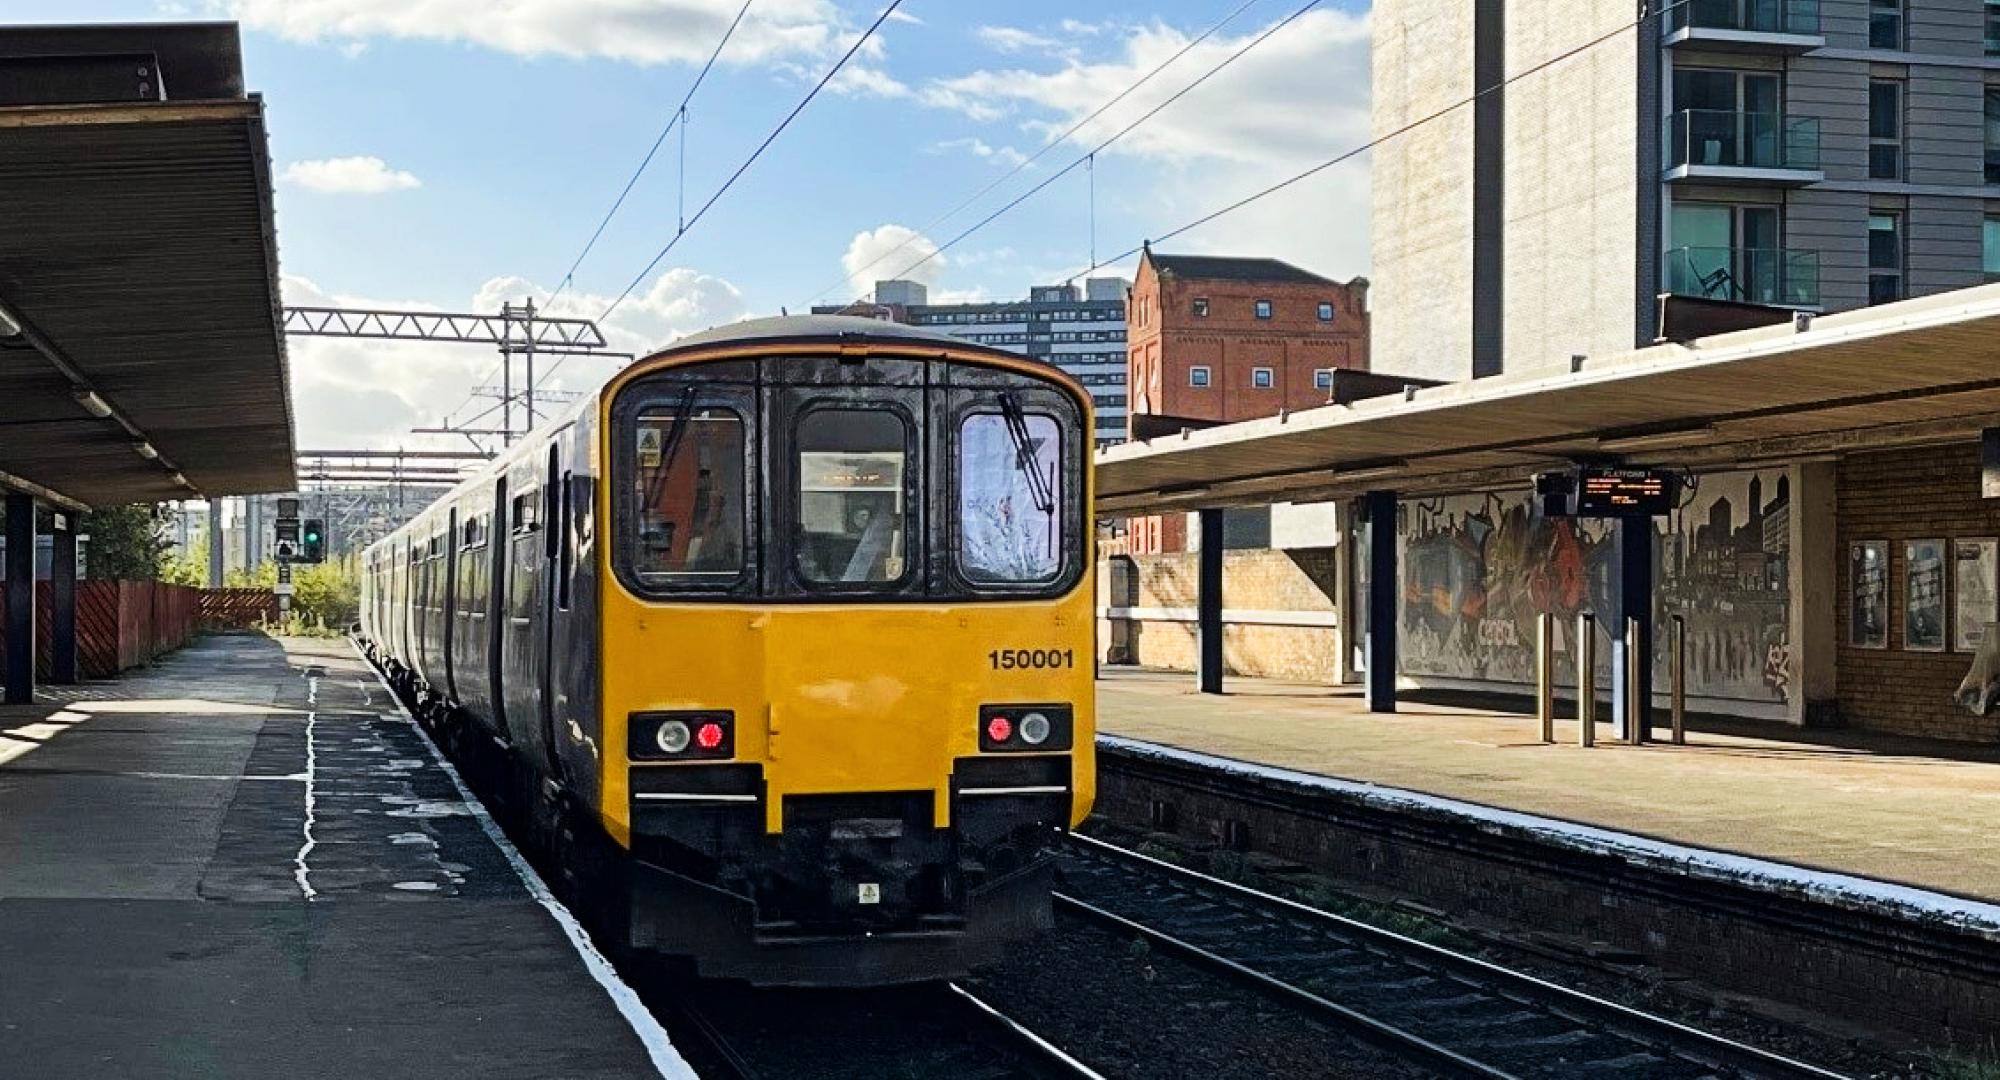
xmin=1627 ymin=616 xmax=1646 ymax=746
xmin=1671 ymin=614 xmax=1687 ymax=745
xmin=1577 ymin=612 xmax=1596 ymax=747
xmin=1536 ymin=612 xmax=1555 ymax=743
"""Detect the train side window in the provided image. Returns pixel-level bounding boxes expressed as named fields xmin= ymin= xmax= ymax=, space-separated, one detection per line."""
xmin=958 ymin=410 xmax=1063 ymax=584
xmin=631 ymin=408 xmax=746 ymax=583
xmin=558 ymin=470 xmax=574 ymax=610
xmin=794 ymin=408 xmax=910 ymax=587
xmin=512 ymin=490 xmax=540 ymax=536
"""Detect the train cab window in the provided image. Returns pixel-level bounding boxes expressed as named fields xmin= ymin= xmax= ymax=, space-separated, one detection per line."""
xmin=794 ymin=409 xmax=909 ymax=586
xmin=958 ymin=409 xmax=1063 ymax=583
xmin=632 ymin=408 xmax=746 ymax=582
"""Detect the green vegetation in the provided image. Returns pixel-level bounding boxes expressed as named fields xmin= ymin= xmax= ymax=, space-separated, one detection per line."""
xmin=85 ymin=504 xmax=174 ymax=581
xmin=1934 ymin=1051 xmax=2000 ymax=1080
xmin=226 ymin=554 xmax=361 ymax=628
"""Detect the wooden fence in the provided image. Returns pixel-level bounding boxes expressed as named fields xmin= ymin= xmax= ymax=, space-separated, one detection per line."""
xmin=199 ymin=589 xmax=277 ymax=630
xmin=0 ymin=580 xmax=203 ymax=679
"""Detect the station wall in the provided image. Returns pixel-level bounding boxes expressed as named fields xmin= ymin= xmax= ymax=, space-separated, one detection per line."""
xmin=1835 ymin=444 xmax=2000 ymax=742
xmin=1097 ymin=548 xmax=1341 ymax=682
xmin=1392 ymin=469 xmax=1795 ymax=715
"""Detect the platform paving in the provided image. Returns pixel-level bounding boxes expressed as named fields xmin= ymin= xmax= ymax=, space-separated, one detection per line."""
xmin=1097 ymin=668 xmax=2000 ymax=903
xmin=0 ymin=633 xmax=677 ymax=1079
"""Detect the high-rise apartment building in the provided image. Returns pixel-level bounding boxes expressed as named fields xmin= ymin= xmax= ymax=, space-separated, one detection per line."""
xmin=1372 ymin=0 xmax=2000 ymax=383
xmin=814 ymin=279 xmax=1130 ymax=445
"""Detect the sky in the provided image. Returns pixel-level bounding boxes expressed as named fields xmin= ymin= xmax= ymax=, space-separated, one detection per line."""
xmin=35 ymin=0 xmax=1375 ymax=452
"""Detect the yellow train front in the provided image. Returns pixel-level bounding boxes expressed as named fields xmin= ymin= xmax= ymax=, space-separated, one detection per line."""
xmin=361 ymin=315 xmax=1095 ymax=986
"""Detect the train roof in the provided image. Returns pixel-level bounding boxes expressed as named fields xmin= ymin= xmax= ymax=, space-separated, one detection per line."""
xmin=656 ymin=314 xmax=999 ymax=356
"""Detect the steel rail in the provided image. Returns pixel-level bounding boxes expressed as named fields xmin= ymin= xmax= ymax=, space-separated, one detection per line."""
xmin=1052 ymin=892 xmax=1514 ymax=1079
xmin=1063 ymin=832 xmax=1851 ymax=1080
xmin=947 ymin=982 xmax=1108 ymax=1080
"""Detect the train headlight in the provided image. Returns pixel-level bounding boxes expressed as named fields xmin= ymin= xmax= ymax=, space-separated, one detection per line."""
xmin=978 ymin=704 xmax=1072 ymax=752
xmin=1018 ymin=712 xmax=1052 ymax=746
xmin=629 ymin=711 xmax=734 ymax=761
xmin=655 ymin=720 xmax=693 ymax=755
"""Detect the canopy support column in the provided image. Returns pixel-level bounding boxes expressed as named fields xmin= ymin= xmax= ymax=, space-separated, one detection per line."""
xmin=48 ymin=512 xmax=77 ymax=685
xmin=1197 ymin=507 xmax=1224 ymax=695
xmin=1364 ymin=490 xmax=1398 ymax=714
xmin=4 ymin=491 xmax=35 ymax=704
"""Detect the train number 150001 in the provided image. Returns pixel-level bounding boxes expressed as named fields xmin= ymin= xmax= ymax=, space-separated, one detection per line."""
xmin=988 ymin=648 xmax=1075 ymax=671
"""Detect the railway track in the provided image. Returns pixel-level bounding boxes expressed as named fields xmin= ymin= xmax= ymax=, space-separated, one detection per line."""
xmin=663 ymin=979 xmax=1104 ymax=1080
xmin=1054 ymin=833 xmax=1851 ymax=1080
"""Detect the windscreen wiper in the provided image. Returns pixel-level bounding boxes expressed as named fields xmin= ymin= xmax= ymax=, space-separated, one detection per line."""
xmin=640 ymin=385 xmax=701 ymax=519
xmin=998 ymin=391 xmax=1056 ymax=517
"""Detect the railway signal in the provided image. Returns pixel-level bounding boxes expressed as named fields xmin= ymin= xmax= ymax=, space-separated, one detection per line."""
xmin=301 ymin=519 xmax=327 ymax=563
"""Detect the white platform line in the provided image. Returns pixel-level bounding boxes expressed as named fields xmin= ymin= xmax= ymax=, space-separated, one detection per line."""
xmin=293 ymin=675 xmax=320 ymax=902
xmin=351 ymin=640 xmax=697 ymax=1080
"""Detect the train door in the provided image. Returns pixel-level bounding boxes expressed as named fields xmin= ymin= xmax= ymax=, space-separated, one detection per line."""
xmin=501 ymin=464 xmax=547 ymax=760
xmin=443 ymin=507 xmax=459 ymax=703
xmin=488 ymin=476 xmax=509 ymax=737
xmin=539 ymin=442 xmax=562 ymax=769
xmin=547 ymin=419 xmax=599 ymax=805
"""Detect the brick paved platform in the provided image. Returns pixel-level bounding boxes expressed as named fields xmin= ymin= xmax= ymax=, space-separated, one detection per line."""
xmin=1097 ymin=667 xmax=2000 ymax=904
xmin=0 ymin=634 xmax=686 ymax=1079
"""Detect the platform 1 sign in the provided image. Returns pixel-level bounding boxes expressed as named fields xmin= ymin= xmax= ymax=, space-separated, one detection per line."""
xmin=1536 ymin=467 xmax=1680 ymax=518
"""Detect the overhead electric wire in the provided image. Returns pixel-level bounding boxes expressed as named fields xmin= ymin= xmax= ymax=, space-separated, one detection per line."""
xmin=1048 ymin=7 xmax=1667 ymax=285
xmin=549 ymin=0 xmax=755 ymax=308
xmin=873 ymin=0 xmax=1323 ymax=291
xmin=807 ymin=0 xmax=1268 ymax=306
xmin=594 ymin=0 xmax=910 ymax=330
xmin=524 ymin=0 xmax=905 ymax=400
xmin=432 ymin=0 xmax=755 ymax=437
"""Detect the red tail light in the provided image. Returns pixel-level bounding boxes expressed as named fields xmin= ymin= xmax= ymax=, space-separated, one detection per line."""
xmin=695 ymin=721 xmax=726 ymax=750
xmin=986 ymin=715 xmax=1014 ymax=743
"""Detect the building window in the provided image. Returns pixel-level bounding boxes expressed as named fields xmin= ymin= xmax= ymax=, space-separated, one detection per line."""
xmin=1313 ymin=369 xmax=1334 ymax=390
xmin=1192 ymin=298 xmax=1209 ymax=317
xmin=1868 ymin=212 xmax=1903 ymax=305
xmin=1251 ymin=367 xmax=1274 ymax=389
xmin=1189 ymin=366 xmax=1212 ymax=388
xmin=1989 ymin=0 xmax=2000 ymax=55
xmin=1987 ymin=88 xmax=2000 ymax=183
xmin=1869 ymin=0 xmax=1902 ymax=49
xmin=1985 ymin=218 xmax=2000 ymax=281
xmin=1868 ymin=80 xmax=1902 ymax=180
xmin=1316 ymin=302 xmax=1334 ymax=321
xmin=1254 ymin=299 xmax=1273 ymax=319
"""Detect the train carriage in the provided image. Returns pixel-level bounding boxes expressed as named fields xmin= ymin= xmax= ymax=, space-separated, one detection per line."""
xmin=360 ymin=315 xmax=1095 ymax=985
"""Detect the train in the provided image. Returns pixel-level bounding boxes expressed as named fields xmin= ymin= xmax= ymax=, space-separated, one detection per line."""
xmin=358 ymin=315 xmax=1096 ymax=985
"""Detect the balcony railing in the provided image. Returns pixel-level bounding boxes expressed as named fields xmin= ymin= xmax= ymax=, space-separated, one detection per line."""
xmin=1666 ymin=0 xmax=1821 ymax=36
xmin=1665 ymin=110 xmax=1820 ymax=176
xmin=1665 ymin=246 xmax=1819 ymax=307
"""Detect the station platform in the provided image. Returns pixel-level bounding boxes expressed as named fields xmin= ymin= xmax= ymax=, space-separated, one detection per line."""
xmin=0 ymin=634 xmax=687 ymax=1079
xmin=1096 ymin=667 xmax=2000 ymax=905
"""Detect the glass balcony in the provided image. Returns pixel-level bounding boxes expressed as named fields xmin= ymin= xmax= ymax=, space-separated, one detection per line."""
xmin=1664 ymin=111 xmax=1822 ymax=184
xmin=1665 ymin=246 xmax=1820 ymax=308
xmin=1664 ymin=0 xmax=1823 ymax=50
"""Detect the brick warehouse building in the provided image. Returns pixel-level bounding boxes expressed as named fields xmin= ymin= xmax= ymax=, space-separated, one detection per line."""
xmin=1125 ymin=249 xmax=1371 ymax=554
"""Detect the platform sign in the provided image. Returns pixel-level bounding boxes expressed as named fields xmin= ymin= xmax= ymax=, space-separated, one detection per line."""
xmin=1574 ymin=468 xmax=1678 ymax=517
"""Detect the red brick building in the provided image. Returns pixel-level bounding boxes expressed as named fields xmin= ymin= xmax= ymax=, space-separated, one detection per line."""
xmin=1125 ymin=249 xmax=1370 ymax=553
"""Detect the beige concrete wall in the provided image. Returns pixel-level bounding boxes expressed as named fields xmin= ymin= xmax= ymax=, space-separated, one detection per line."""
xmin=1500 ymin=3 xmax=1643 ymax=372
xmin=1099 ymin=549 xmax=1342 ymax=682
xmin=1370 ymin=0 xmax=1477 ymax=383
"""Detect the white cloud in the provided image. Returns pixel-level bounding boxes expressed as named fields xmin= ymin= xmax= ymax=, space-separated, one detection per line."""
xmin=927 ymin=10 xmax=1371 ymax=169
xmin=840 ymin=224 xmax=947 ymax=300
xmin=224 ymin=0 xmax=854 ymax=68
xmin=827 ymin=64 xmax=911 ymax=99
xmin=930 ymin=137 xmax=1030 ymax=169
xmin=976 ymin=25 xmax=1063 ymax=54
xmin=281 ymin=269 xmax=749 ymax=451
xmin=282 ymin=156 xmax=421 ymax=195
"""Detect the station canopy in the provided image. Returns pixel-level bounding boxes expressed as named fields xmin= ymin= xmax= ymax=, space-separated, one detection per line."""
xmin=0 ymin=22 xmax=294 ymax=510
xmin=1096 ymin=286 xmax=2000 ymax=515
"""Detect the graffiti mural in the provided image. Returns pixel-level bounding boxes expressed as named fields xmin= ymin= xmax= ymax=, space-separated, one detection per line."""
xmin=1398 ymin=470 xmax=1793 ymax=705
